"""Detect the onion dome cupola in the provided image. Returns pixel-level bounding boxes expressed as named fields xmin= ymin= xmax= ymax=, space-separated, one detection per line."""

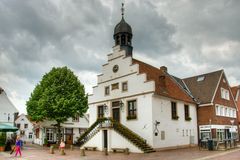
xmin=113 ymin=3 xmax=133 ymax=57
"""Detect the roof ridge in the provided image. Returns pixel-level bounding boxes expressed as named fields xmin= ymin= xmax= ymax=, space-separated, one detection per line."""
xmin=132 ymin=58 xmax=160 ymax=71
xmin=183 ymin=69 xmax=223 ymax=80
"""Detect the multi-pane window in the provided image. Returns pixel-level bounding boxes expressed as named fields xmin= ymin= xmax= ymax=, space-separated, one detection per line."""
xmin=215 ymin=104 xmax=237 ymax=118
xmin=105 ymin=86 xmax=110 ymax=96
xmin=171 ymin=102 xmax=178 ymax=119
xmin=16 ymin=124 xmax=20 ymax=129
xmin=29 ymin=133 xmax=33 ymax=139
xmin=111 ymin=83 xmax=119 ymax=90
xmin=127 ymin=100 xmax=137 ymax=119
xmin=97 ymin=105 xmax=104 ymax=118
xmin=184 ymin=105 xmax=190 ymax=120
xmin=24 ymin=124 xmax=28 ymax=128
xmin=122 ymin=82 xmax=128 ymax=92
xmin=72 ymin=116 xmax=79 ymax=122
xmin=221 ymin=88 xmax=230 ymax=100
xmin=46 ymin=129 xmax=53 ymax=141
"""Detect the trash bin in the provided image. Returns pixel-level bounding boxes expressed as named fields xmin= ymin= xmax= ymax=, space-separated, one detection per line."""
xmin=208 ymin=139 xmax=214 ymax=151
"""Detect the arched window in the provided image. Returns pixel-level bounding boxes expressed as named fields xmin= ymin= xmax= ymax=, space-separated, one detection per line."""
xmin=127 ymin=36 xmax=131 ymax=45
xmin=121 ymin=35 xmax=126 ymax=45
xmin=116 ymin=36 xmax=120 ymax=45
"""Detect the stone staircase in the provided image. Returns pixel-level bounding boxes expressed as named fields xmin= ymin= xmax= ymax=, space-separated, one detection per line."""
xmin=111 ymin=119 xmax=155 ymax=153
xmin=78 ymin=118 xmax=155 ymax=153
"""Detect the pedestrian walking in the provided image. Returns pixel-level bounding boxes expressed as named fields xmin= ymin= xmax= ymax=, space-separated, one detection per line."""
xmin=59 ymin=139 xmax=65 ymax=150
xmin=15 ymin=136 xmax=22 ymax=157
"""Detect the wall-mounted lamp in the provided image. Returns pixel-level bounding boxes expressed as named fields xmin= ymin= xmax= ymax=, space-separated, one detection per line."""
xmin=103 ymin=104 xmax=108 ymax=114
xmin=119 ymin=100 xmax=124 ymax=111
xmin=154 ymin=120 xmax=160 ymax=136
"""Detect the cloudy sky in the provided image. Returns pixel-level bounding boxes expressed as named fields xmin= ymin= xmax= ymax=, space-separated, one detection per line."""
xmin=0 ymin=0 xmax=239 ymax=114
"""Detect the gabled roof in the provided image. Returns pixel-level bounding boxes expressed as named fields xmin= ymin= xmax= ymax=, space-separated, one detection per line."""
xmin=231 ymin=86 xmax=240 ymax=101
xmin=132 ymin=59 xmax=195 ymax=104
xmin=183 ymin=70 xmax=223 ymax=104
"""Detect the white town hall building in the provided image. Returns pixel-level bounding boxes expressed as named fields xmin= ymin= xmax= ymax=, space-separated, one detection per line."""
xmin=79 ymin=5 xmax=198 ymax=153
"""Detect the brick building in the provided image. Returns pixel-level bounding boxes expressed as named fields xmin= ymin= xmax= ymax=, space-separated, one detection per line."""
xmin=183 ymin=70 xmax=238 ymax=141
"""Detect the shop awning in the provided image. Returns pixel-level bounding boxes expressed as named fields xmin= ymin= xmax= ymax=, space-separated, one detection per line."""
xmin=0 ymin=123 xmax=18 ymax=132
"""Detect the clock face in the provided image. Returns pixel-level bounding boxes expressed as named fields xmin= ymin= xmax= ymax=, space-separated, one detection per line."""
xmin=113 ymin=65 xmax=119 ymax=73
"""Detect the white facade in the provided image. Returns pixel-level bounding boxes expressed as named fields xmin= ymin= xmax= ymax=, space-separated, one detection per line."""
xmin=84 ymin=46 xmax=198 ymax=152
xmin=0 ymin=88 xmax=19 ymax=138
xmin=0 ymin=89 xmax=18 ymax=126
xmin=15 ymin=114 xmax=34 ymax=142
xmin=33 ymin=115 xmax=89 ymax=145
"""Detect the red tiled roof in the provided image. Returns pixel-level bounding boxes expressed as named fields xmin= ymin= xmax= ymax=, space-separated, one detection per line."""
xmin=183 ymin=70 xmax=223 ymax=104
xmin=132 ymin=59 xmax=195 ymax=104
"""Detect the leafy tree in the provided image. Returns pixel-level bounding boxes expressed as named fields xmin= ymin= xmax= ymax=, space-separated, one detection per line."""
xmin=27 ymin=66 xmax=88 ymax=143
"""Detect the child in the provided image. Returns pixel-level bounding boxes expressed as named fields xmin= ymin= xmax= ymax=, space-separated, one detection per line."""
xmin=15 ymin=136 xmax=22 ymax=157
xmin=59 ymin=139 xmax=65 ymax=150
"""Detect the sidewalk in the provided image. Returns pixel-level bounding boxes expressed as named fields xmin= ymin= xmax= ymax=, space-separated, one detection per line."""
xmin=0 ymin=145 xmax=240 ymax=160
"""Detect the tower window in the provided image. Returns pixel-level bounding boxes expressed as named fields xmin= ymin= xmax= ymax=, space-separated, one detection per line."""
xmin=116 ymin=36 xmax=120 ymax=45
xmin=121 ymin=35 xmax=126 ymax=45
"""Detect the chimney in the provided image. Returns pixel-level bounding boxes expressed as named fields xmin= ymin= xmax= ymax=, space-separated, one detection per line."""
xmin=160 ymin=66 xmax=168 ymax=73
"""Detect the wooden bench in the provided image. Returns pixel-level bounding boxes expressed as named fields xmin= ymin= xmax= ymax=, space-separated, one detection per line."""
xmin=84 ymin=146 xmax=97 ymax=151
xmin=112 ymin=148 xmax=129 ymax=154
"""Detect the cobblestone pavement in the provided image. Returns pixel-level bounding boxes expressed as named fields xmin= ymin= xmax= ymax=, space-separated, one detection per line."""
xmin=0 ymin=144 xmax=240 ymax=160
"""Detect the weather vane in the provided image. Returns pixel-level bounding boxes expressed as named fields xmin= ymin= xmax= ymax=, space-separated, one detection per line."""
xmin=121 ymin=3 xmax=125 ymax=17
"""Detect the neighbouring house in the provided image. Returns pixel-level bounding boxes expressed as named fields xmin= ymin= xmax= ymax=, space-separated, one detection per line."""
xmin=15 ymin=114 xmax=34 ymax=143
xmin=183 ymin=70 xmax=239 ymax=142
xmin=79 ymin=6 xmax=198 ymax=153
xmin=231 ymin=85 xmax=240 ymax=136
xmin=0 ymin=87 xmax=19 ymax=138
xmin=33 ymin=115 xmax=89 ymax=146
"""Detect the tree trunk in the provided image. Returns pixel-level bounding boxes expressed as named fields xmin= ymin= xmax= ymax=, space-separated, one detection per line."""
xmin=57 ymin=122 xmax=62 ymax=144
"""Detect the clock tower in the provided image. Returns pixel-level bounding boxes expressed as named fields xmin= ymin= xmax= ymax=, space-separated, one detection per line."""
xmin=113 ymin=3 xmax=133 ymax=57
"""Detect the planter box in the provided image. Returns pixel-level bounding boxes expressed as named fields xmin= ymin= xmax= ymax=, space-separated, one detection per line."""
xmin=0 ymin=146 xmax=5 ymax=152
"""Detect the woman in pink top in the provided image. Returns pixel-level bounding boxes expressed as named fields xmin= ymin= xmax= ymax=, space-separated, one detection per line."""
xmin=15 ymin=136 xmax=22 ymax=157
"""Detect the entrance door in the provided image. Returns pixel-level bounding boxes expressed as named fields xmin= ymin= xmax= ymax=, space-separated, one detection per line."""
xmin=112 ymin=108 xmax=120 ymax=122
xmin=103 ymin=130 xmax=108 ymax=149
xmin=66 ymin=135 xmax=73 ymax=144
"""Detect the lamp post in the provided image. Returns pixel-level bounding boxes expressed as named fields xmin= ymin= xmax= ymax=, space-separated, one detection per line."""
xmin=230 ymin=119 xmax=235 ymax=148
xmin=230 ymin=120 xmax=234 ymax=140
xmin=209 ymin=119 xmax=212 ymax=140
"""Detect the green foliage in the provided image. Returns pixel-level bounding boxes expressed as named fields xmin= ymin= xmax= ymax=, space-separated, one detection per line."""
xmin=26 ymin=66 xmax=88 ymax=123
xmin=0 ymin=132 xmax=6 ymax=146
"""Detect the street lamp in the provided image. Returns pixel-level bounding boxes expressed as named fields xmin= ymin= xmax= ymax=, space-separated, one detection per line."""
xmin=209 ymin=119 xmax=212 ymax=140
xmin=103 ymin=104 xmax=108 ymax=114
xmin=119 ymin=100 xmax=124 ymax=111
xmin=230 ymin=119 xmax=234 ymax=140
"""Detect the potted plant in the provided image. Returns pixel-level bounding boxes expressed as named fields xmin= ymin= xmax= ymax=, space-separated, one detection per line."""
xmin=43 ymin=138 xmax=48 ymax=147
xmin=185 ymin=117 xmax=192 ymax=121
xmin=0 ymin=132 xmax=6 ymax=152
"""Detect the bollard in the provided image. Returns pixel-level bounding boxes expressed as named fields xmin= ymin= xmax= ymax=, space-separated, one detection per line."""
xmin=61 ymin=148 xmax=66 ymax=155
xmin=80 ymin=148 xmax=86 ymax=156
xmin=104 ymin=148 xmax=108 ymax=156
xmin=70 ymin=145 xmax=73 ymax=151
xmin=50 ymin=146 xmax=54 ymax=154
xmin=125 ymin=148 xmax=129 ymax=155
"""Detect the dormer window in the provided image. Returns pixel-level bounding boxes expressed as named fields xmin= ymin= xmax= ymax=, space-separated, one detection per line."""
xmin=197 ymin=76 xmax=205 ymax=82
